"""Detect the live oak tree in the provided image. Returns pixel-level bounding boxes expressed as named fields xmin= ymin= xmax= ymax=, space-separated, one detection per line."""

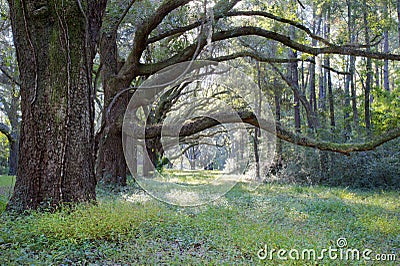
xmin=6 ymin=0 xmax=107 ymax=211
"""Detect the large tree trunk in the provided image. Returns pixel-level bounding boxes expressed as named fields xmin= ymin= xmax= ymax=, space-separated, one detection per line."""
xmin=95 ymin=30 xmax=128 ymax=186
xmin=7 ymin=0 xmax=98 ymax=211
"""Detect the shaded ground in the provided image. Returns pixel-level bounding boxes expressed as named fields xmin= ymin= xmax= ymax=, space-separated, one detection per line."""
xmin=0 ymin=174 xmax=399 ymax=265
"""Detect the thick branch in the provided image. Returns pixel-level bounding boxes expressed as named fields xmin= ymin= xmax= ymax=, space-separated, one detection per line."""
xmin=0 ymin=122 xmax=16 ymax=143
xmin=211 ymin=27 xmax=400 ymax=60
xmin=147 ymin=9 xmax=331 ymax=46
xmin=209 ymin=51 xmax=350 ymax=75
xmin=126 ymin=111 xmax=400 ymax=155
xmin=139 ymin=26 xmax=400 ymax=75
xmin=0 ymin=66 xmax=20 ymax=86
xmin=118 ymin=0 xmax=193 ymax=83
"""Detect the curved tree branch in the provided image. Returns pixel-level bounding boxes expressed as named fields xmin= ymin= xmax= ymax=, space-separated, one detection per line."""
xmin=128 ymin=111 xmax=400 ymax=155
xmin=211 ymin=27 xmax=400 ymax=60
xmin=139 ymin=26 xmax=400 ymax=75
xmin=209 ymin=51 xmax=350 ymax=75
xmin=118 ymin=0 xmax=193 ymax=83
xmin=0 ymin=66 xmax=20 ymax=86
xmin=0 ymin=122 xmax=16 ymax=143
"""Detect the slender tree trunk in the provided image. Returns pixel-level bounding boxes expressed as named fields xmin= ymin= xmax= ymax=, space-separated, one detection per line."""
xmin=274 ymin=77 xmax=282 ymax=169
xmin=344 ymin=59 xmax=352 ymax=139
xmin=7 ymin=0 xmax=103 ymax=211
xmin=318 ymin=58 xmax=326 ymax=111
xmin=254 ymin=61 xmax=262 ymax=180
xmin=324 ymin=7 xmax=335 ymax=129
xmin=343 ymin=1 xmax=353 ymax=138
xmin=383 ymin=2 xmax=390 ymax=92
xmin=350 ymin=55 xmax=358 ymax=128
xmin=309 ymin=6 xmax=319 ymax=113
xmin=347 ymin=1 xmax=358 ymax=129
xmin=289 ymin=26 xmax=301 ymax=133
xmin=309 ymin=61 xmax=316 ymax=112
xmin=364 ymin=0 xmax=372 ymax=131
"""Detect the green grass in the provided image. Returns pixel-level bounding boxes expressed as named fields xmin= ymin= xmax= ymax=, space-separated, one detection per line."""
xmin=0 ymin=175 xmax=15 ymax=213
xmin=160 ymin=169 xmax=222 ymax=185
xmin=0 ymin=175 xmax=15 ymax=187
xmin=0 ymin=179 xmax=399 ymax=265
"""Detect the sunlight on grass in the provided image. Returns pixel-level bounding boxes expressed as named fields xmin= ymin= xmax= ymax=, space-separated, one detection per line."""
xmin=1 ymin=181 xmax=399 ymax=265
xmin=159 ymin=169 xmax=223 ymax=185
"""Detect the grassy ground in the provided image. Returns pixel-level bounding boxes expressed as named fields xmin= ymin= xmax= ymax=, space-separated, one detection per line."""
xmin=0 ymin=174 xmax=399 ymax=265
xmin=0 ymin=175 xmax=15 ymax=211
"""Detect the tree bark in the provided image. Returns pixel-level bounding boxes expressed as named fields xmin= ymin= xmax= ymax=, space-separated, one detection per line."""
xmin=6 ymin=0 xmax=101 ymax=211
xmin=95 ymin=28 xmax=128 ymax=186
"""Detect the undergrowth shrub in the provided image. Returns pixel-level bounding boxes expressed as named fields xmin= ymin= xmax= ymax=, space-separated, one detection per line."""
xmin=272 ymin=139 xmax=400 ymax=189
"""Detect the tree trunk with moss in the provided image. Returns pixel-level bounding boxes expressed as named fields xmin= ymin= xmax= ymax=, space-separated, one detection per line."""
xmin=6 ymin=0 xmax=105 ymax=211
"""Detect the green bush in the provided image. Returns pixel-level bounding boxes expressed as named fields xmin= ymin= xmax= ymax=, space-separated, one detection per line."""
xmin=274 ymin=139 xmax=400 ymax=189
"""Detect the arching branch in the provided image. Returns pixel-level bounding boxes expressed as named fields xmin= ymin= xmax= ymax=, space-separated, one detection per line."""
xmin=127 ymin=111 xmax=400 ymax=156
xmin=139 ymin=26 xmax=400 ymax=75
xmin=0 ymin=122 xmax=16 ymax=143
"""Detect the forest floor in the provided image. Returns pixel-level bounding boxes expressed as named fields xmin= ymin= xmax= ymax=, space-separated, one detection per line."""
xmin=0 ymin=174 xmax=399 ymax=265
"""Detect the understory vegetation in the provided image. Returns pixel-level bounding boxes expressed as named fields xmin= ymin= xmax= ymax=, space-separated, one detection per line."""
xmin=276 ymin=139 xmax=400 ymax=189
xmin=0 ymin=175 xmax=398 ymax=265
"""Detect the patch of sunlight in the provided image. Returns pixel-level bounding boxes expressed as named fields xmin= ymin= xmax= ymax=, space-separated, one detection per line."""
xmin=337 ymin=190 xmax=357 ymax=201
xmin=287 ymin=208 xmax=309 ymax=223
xmin=121 ymin=192 xmax=152 ymax=204
xmin=336 ymin=190 xmax=400 ymax=212
xmin=359 ymin=214 xmax=400 ymax=235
